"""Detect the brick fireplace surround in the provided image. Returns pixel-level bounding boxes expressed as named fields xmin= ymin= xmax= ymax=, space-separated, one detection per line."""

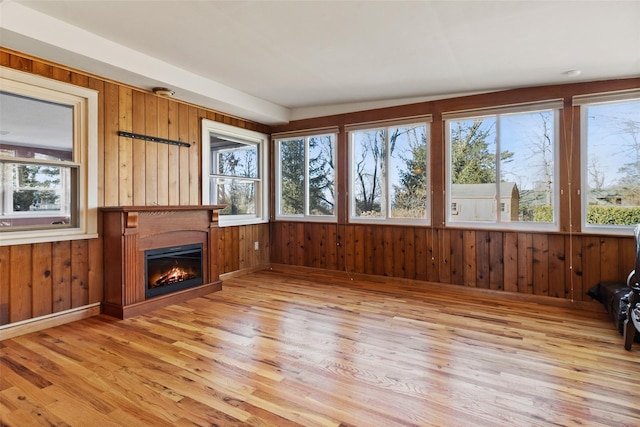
xmin=101 ymin=206 xmax=225 ymax=319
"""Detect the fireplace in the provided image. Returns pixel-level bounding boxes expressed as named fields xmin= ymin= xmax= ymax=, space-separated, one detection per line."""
xmin=145 ymin=243 xmax=204 ymax=298
xmin=101 ymin=205 xmax=224 ymax=319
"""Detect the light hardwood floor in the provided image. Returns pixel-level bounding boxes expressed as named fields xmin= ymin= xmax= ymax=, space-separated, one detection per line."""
xmin=1 ymin=268 xmax=639 ymax=426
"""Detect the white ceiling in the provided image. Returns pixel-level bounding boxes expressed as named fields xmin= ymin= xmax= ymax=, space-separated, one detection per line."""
xmin=1 ymin=0 xmax=639 ymax=125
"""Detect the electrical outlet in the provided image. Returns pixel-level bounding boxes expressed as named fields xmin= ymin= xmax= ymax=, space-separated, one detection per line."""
xmin=254 ymin=241 xmax=259 ymax=250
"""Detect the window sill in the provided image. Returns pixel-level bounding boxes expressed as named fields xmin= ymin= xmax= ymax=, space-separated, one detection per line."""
xmin=218 ymin=217 xmax=268 ymax=228
xmin=0 ymin=230 xmax=99 ymax=246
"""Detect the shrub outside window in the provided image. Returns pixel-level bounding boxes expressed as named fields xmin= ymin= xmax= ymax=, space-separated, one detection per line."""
xmin=0 ymin=67 xmax=97 ymax=245
xmin=348 ymin=119 xmax=430 ymax=224
xmin=275 ymin=132 xmax=336 ymax=220
xmin=445 ymin=102 xmax=561 ymax=230
xmin=578 ymin=91 xmax=640 ymax=234
xmin=201 ymin=119 xmax=268 ymax=226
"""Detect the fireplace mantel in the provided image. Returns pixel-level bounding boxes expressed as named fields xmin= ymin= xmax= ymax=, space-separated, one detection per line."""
xmin=101 ymin=205 xmax=225 ymax=319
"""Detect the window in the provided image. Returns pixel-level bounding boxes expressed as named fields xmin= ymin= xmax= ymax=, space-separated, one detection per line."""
xmin=577 ymin=91 xmax=640 ymax=234
xmin=274 ymin=131 xmax=337 ymax=220
xmin=348 ymin=118 xmax=430 ymax=223
xmin=444 ymin=102 xmax=561 ymax=229
xmin=0 ymin=67 xmax=97 ymax=245
xmin=201 ymin=119 xmax=268 ymax=226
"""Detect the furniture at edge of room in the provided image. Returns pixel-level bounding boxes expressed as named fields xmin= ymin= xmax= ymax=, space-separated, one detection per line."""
xmin=623 ymin=224 xmax=640 ymax=350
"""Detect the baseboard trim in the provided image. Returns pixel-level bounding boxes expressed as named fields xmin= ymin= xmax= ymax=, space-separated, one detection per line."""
xmin=220 ymin=264 xmax=271 ymax=280
xmin=0 ymin=303 xmax=101 ymax=341
xmin=267 ymin=264 xmax=606 ymax=313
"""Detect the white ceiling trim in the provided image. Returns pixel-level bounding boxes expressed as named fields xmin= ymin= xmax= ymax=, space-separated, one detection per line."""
xmin=0 ymin=1 xmax=291 ymax=124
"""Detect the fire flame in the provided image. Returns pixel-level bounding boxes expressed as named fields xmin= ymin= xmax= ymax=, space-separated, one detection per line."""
xmin=150 ymin=265 xmax=197 ymax=288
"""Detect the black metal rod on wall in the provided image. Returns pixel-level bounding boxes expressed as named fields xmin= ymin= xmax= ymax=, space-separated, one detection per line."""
xmin=118 ymin=131 xmax=191 ymax=148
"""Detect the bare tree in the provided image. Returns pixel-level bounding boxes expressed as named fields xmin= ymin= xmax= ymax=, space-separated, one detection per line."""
xmin=524 ymin=112 xmax=554 ymax=205
xmin=616 ymin=117 xmax=640 ymax=204
xmin=588 ymin=157 xmax=606 ymax=191
xmin=354 ymin=130 xmax=385 ymax=215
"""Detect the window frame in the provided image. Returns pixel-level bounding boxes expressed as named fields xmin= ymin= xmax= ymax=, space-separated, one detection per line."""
xmin=0 ymin=66 xmax=98 ymax=246
xmin=2 ymin=160 xmax=73 ymax=220
xmin=201 ymin=119 xmax=269 ymax=227
xmin=273 ymin=129 xmax=338 ymax=222
xmin=443 ymin=101 xmax=562 ymax=231
xmin=576 ymin=89 xmax=640 ymax=236
xmin=347 ymin=117 xmax=431 ymax=226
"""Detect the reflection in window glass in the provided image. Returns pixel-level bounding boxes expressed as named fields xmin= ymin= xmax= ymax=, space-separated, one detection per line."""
xmin=210 ymin=137 xmax=258 ymax=178
xmin=208 ymin=136 xmax=260 ymax=216
xmin=12 ymin=164 xmax=62 ymax=211
xmin=212 ymin=178 xmax=256 ymax=216
xmin=0 ymin=92 xmax=73 ymax=160
xmin=0 ymin=91 xmax=77 ymax=230
xmin=584 ymin=98 xmax=640 ymax=227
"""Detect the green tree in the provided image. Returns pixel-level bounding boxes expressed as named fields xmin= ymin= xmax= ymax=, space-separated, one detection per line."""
xmin=308 ymin=136 xmax=335 ymax=215
xmin=12 ymin=164 xmax=60 ymax=211
xmin=451 ymin=119 xmax=513 ymax=184
xmin=392 ymin=127 xmax=428 ymax=217
xmin=280 ymin=139 xmax=305 ymax=214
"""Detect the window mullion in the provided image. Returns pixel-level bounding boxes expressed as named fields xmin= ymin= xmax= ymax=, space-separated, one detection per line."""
xmin=304 ymin=137 xmax=310 ymax=216
xmin=495 ymin=114 xmax=502 ymax=224
xmin=384 ymin=128 xmax=390 ymax=218
xmin=275 ymin=141 xmax=281 ymax=216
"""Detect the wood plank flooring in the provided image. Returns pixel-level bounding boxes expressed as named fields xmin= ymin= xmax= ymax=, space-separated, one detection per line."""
xmin=1 ymin=268 xmax=639 ymax=426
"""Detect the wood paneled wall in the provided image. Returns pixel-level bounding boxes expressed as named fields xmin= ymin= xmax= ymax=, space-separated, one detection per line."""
xmin=219 ymin=223 xmax=270 ymax=275
xmin=270 ymin=77 xmax=640 ymax=302
xmin=0 ymin=239 xmax=103 ymax=324
xmin=0 ymin=49 xmax=270 ymax=326
xmin=270 ymin=222 xmax=634 ymax=301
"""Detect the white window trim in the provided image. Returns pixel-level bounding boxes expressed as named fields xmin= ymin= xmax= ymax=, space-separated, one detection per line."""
xmin=0 ymin=67 xmax=98 ymax=246
xmin=201 ymin=119 xmax=269 ymax=227
xmin=444 ymin=104 xmax=561 ymax=232
xmin=578 ymin=90 xmax=640 ymax=236
xmin=442 ymin=99 xmax=564 ymax=120
xmin=347 ymin=118 xmax=432 ymax=226
xmin=273 ymin=130 xmax=338 ymax=222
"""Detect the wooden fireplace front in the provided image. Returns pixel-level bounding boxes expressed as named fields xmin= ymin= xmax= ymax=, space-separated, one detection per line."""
xmin=100 ymin=205 xmax=225 ymax=319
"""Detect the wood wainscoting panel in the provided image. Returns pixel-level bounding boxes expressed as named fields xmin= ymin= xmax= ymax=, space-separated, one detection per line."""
xmin=219 ymin=223 xmax=271 ymax=276
xmin=270 ymin=222 xmax=635 ymax=303
xmin=30 ymin=242 xmax=53 ymax=319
